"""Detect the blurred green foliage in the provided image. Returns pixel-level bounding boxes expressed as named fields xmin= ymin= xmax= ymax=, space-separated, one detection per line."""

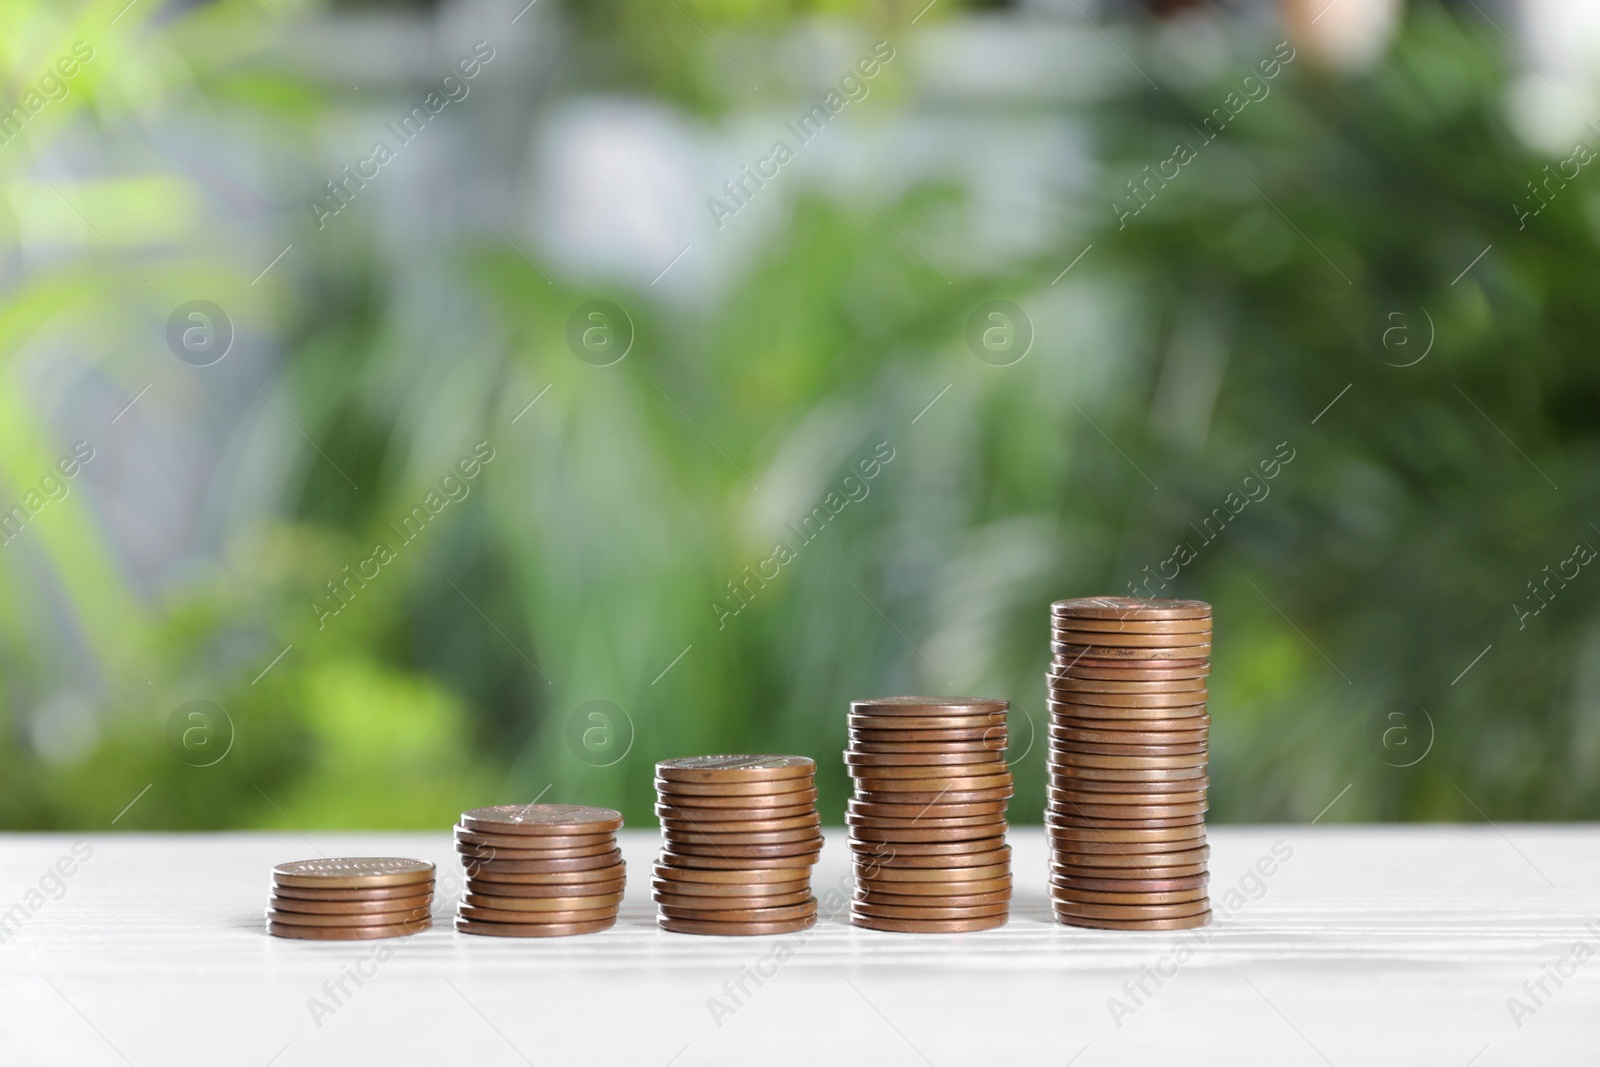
xmin=0 ymin=0 xmax=1596 ymax=832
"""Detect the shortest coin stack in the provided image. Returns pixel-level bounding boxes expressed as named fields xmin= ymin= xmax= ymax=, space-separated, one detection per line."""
xmin=268 ymin=858 xmax=435 ymax=940
xmin=454 ymin=804 xmax=626 ymax=937
xmin=654 ymin=756 xmax=820 ymax=935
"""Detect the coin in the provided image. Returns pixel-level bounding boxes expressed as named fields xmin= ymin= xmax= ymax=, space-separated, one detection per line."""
xmin=851 ymin=696 xmax=1009 ymax=715
xmin=1051 ymin=628 xmax=1210 ymax=648
xmin=656 ymin=806 xmax=819 ymax=825
xmin=857 ymin=787 xmax=1015 ymax=805
xmin=459 ymin=805 xmax=623 ymax=836
xmin=650 ymin=878 xmax=810 ymax=897
xmin=1047 ymin=765 xmax=1204 ymax=783
xmin=657 ymin=916 xmax=816 ymax=936
xmin=1052 ymin=715 xmax=1210 ymax=734
xmin=1046 ymin=701 xmax=1207 ymax=721
xmin=1056 ymin=887 xmax=1210 ymax=905
xmin=1052 ymin=846 xmax=1208 ymax=868
xmin=1045 ymin=824 xmax=1207 ymax=844
xmin=856 ymin=876 xmax=1012 ymax=896
xmin=849 ymin=913 xmax=1008 ymax=933
xmin=1049 ymin=774 xmax=1207 ymax=793
xmin=1048 ymin=811 xmax=1205 ymax=828
xmin=847 ymin=824 xmax=1006 ymax=844
xmin=845 ymin=750 xmax=1004 ymax=767
xmin=654 ymin=777 xmax=815 ymax=798
xmin=846 ymin=800 xmax=1009 ymax=819
xmin=454 ymin=828 xmax=616 ymax=850
xmin=1051 ymin=899 xmax=1211 ymax=920
xmin=862 ymin=863 xmax=1010 ymax=882
xmin=846 ymin=812 xmax=1004 ymax=830
xmin=1050 ymin=616 xmax=1213 ymax=633
xmin=659 ymin=815 xmax=821 ymax=835
xmin=456 ymin=917 xmax=616 ymax=937
xmin=655 ymin=755 xmax=817 ymax=783
xmin=1053 ymin=642 xmax=1213 ymax=661
xmin=851 ymin=773 xmax=1014 ymax=793
xmin=464 ymin=850 xmax=623 ymax=873
xmin=468 ymin=862 xmax=628 ymax=884
xmin=1051 ymin=596 xmax=1212 ymax=619
xmin=270 ymin=919 xmax=431 ymax=940
xmin=656 ymin=899 xmax=817 ymax=922
xmin=1050 ymin=662 xmax=1211 ymax=682
xmin=1052 ymin=911 xmax=1211 ymax=931
xmin=1049 ymin=836 xmax=1206 ymax=856
xmin=850 ymin=740 xmax=1006 ymax=754
xmin=850 ymin=727 xmax=1002 ymax=743
xmin=847 ymin=714 xmax=1007 ymax=730
xmin=269 ymin=894 xmax=432 ymax=915
xmin=656 ymin=850 xmax=819 ymax=870
xmin=1049 ymin=754 xmax=1206 ymax=772
xmin=655 ymin=788 xmax=820 ymax=810
xmin=652 ymin=863 xmax=811 ymax=884
xmin=458 ymin=903 xmax=617 ymax=924
xmin=848 ymin=837 xmax=1007 ymax=856
xmin=1051 ymin=862 xmax=1207 ymax=880
xmin=272 ymin=883 xmax=436 ymax=902
xmin=1052 ymin=873 xmax=1208 ymax=892
xmin=458 ymin=840 xmax=618 ymax=860
xmin=847 ymin=761 xmax=1010 ymax=779
xmin=466 ymin=878 xmax=626 ymax=898
xmin=855 ymin=888 xmax=1013 ymax=907
xmin=858 ymin=849 xmax=1012 ymax=871
xmin=663 ymin=839 xmax=823 ymax=858
xmin=463 ymin=892 xmax=625 ymax=911
xmin=1054 ymin=739 xmax=1208 ymax=756
xmin=272 ymin=858 xmax=435 ymax=890
xmin=1046 ymin=689 xmax=1209 ymax=709
xmin=851 ymin=901 xmax=1009 ymax=920
xmin=665 ymin=825 xmax=821 ymax=845
xmin=267 ymin=906 xmax=432 ymax=927
xmin=653 ymin=889 xmax=815 ymax=910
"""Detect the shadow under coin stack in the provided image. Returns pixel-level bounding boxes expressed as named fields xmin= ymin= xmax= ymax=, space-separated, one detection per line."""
xmin=1047 ymin=597 xmax=1212 ymax=930
xmin=653 ymin=756 xmax=820 ymax=935
xmin=268 ymin=858 xmax=435 ymax=940
xmin=847 ymin=697 xmax=1013 ymax=933
xmin=453 ymin=805 xmax=625 ymax=937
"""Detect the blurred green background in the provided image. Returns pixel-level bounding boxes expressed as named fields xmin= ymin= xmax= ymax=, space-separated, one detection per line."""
xmin=1 ymin=0 xmax=1596 ymax=831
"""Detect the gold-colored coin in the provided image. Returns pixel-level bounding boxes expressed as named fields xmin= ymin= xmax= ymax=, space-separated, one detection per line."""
xmin=270 ymin=919 xmax=430 ymax=940
xmin=457 ymin=904 xmax=618 ymax=924
xmin=657 ymin=916 xmax=817 ymax=936
xmin=459 ymin=805 xmax=623 ymax=836
xmin=849 ymin=913 xmax=1007 ymax=933
xmin=269 ymin=894 xmax=432 ymax=915
xmin=655 ymin=755 xmax=816 ymax=783
xmin=455 ymin=916 xmax=616 ymax=937
xmin=271 ymin=858 xmax=434 ymax=890
xmin=266 ymin=906 xmax=431 ymax=927
xmin=465 ymin=877 xmax=626 ymax=898
xmin=656 ymin=899 xmax=817 ymax=922
xmin=463 ymin=892 xmax=625 ymax=911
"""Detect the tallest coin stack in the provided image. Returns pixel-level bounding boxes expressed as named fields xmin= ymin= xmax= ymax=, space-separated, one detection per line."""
xmin=1046 ymin=597 xmax=1212 ymax=930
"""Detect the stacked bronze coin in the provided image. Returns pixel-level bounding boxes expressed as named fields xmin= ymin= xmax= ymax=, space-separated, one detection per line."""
xmin=268 ymin=858 xmax=435 ymax=940
xmin=653 ymin=756 xmax=820 ymax=935
xmin=1047 ymin=597 xmax=1212 ymax=930
xmin=846 ymin=696 xmax=1013 ymax=933
xmin=453 ymin=804 xmax=625 ymax=937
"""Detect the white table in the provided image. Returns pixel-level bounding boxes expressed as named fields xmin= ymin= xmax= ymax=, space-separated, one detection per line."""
xmin=1 ymin=827 xmax=1594 ymax=1065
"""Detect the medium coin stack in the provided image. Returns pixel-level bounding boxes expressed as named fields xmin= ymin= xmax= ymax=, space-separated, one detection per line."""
xmin=1047 ymin=597 xmax=1212 ymax=930
xmin=268 ymin=858 xmax=435 ymax=940
xmin=846 ymin=696 xmax=1013 ymax=933
xmin=453 ymin=804 xmax=625 ymax=937
xmin=653 ymin=756 xmax=820 ymax=935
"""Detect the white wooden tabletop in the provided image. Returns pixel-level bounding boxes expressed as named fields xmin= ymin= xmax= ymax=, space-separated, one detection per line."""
xmin=0 ymin=826 xmax=1594 ymax=1065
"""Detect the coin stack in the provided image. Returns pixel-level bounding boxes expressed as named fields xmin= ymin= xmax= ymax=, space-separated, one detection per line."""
xmin=1047 ymin=597 xmax=1212 ymax=930
xmin=653 ymin=756 xmax=820 ymax=935
xmin=846 ymin=697 xmax=1013 ymax=933
xmin=267 ymin=858 xmax=435 ymax=940
xmin=453 ymin=805 xmax=625 ymax=937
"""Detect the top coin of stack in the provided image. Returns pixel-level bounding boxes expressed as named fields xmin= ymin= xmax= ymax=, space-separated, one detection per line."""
xmin=1046 ymin=597 xmax=1212 ymax=930
xmin=454 ymin=804 xmax=626 ymax=938
xmin=268 ymin=858 xmax=435 ymax=940
xmin=653 ymin=756 xmax=820 ymax=936
xmin=846 ymin=697 xmax=1013 ymax=934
